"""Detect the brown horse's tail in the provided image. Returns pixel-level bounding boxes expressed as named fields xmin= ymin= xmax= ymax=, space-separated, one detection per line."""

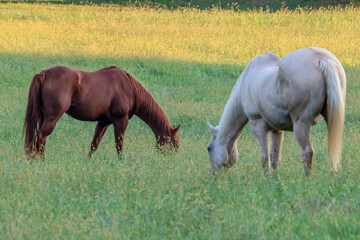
xmin=319 ymin=58 xmax=346 ymax=172
xmin=23 ymin=72 xmax=45 ymax=158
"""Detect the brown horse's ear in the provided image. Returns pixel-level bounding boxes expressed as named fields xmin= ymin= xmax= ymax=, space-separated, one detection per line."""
xmin=172 ymin=124 xmax=181 ymax=133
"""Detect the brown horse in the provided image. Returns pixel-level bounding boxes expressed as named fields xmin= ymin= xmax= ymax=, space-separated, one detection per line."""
xmin=23 ymin=65 xmax=180 ymax=159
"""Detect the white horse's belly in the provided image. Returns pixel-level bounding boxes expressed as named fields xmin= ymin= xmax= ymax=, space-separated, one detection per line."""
xmin=262 ymin=111 xmax=293 ymax=131
xmin=244 ymin=93 xmax=293 ymax=131
xmin=244 ymin=101 xmax=293 ymax=131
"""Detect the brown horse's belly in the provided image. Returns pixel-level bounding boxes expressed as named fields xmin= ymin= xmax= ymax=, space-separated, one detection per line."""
xmin=66 ymin=104 xmax=107 ymax=122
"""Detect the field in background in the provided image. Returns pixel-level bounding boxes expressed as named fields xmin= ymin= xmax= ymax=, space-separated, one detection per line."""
xmin=1 ymin=3 xmax=360 ymax=239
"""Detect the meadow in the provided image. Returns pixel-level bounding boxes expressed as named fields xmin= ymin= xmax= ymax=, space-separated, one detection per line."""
xmin=0 ymin=3 xmax=360 ymax=239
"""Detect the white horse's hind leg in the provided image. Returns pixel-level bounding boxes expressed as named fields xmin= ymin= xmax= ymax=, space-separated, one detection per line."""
xmin=271 ymin=130 xmax=284 ymax=170
xmin=293 ymin=121 xmax=313 ymax=176
xmin=249 ymin=119 xmax=270 ymax=172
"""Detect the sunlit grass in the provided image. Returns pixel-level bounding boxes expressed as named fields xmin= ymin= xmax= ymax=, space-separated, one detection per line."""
xmin=0 ymin=3 xmax=360 ymax=239
xmin=0 ymin=4 xmax=359 ymax=66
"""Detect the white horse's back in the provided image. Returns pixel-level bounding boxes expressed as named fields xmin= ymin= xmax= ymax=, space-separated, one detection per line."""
xmin=240 ymin=52 xmax=292 ymax=130
xmin=278 ymin=48 xmax=328 ymax=124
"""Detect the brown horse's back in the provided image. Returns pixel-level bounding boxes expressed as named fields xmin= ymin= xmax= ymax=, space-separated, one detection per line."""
xmin=41 ymin=65 xmax=135 ymax=122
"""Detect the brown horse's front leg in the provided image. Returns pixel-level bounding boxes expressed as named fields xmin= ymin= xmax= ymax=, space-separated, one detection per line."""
xmin=89 ymin=120 xmax=111 ymax=157
xmin=113 ymin=116 xmax=129 ymax=158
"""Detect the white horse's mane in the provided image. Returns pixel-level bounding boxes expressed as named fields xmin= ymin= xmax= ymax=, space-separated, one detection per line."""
xmin=216 ymin=66 xmax=248 ymax=143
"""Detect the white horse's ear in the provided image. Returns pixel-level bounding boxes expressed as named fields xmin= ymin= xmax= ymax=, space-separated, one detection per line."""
xmin=207 ymin=121 xmax=217 ymax=136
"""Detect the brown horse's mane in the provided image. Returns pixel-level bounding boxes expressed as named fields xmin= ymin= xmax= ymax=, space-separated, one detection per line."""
xmin=126 ymin=72 xmax=173 ymax=139
xmin=97 ymin=65 xmax=119 ymax=72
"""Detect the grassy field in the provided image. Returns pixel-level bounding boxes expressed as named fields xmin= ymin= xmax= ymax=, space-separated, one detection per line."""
xmin=1 ymin=3 xmax=360 ymax=239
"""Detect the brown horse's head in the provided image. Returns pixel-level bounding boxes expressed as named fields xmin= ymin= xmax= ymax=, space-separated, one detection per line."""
xmin=156 ymin=124 xmax=181 ymax=151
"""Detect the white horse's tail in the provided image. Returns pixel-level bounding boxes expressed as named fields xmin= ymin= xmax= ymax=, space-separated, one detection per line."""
xmin=319 ymin=59 xmax=346 ymax=172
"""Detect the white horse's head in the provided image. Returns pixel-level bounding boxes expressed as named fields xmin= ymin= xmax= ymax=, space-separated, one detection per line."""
xmin=207 ymin=122 xmax=238 ymax=171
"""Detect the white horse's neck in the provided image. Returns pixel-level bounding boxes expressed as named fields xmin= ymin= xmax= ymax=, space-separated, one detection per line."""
xmin=216 ymin=76 xmax=248 ymax=149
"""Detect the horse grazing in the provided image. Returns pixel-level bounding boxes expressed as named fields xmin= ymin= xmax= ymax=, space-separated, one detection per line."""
xmin=23 ymin=65 xmax=180 ymax=160
xmin=207 ymin=47 xmax=346 ymax=175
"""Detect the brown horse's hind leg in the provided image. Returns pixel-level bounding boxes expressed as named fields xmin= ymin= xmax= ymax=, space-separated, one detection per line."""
xmin=293 ymin=121 xmax=313 ymax=176
xmin=89 ymin=119 xmax=111 ymax=157
xmin=271 ymin=130 xmax=284 ymax=170
xmin=37 ymin=118 xmax=58 ymax=159
xmin=113 ymin=116 xmax=129 ymax=158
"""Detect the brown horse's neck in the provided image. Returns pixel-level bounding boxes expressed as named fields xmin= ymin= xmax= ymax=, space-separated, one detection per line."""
xmin=131 ymin=78 xmax=173 ymax=141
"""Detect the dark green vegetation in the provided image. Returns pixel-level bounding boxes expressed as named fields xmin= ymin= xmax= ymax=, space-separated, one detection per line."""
xmin=1 ymin=4 xmax=360 ymax=239
xmin=1 ymin=0 xmax=360 ymax=10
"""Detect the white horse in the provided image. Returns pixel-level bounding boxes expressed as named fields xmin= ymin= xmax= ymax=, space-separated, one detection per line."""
xmin=207 ymin=47 xmax=346 ymax=175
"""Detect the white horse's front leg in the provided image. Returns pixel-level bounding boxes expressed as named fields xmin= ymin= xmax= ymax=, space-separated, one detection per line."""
xmin=249 ymin=119 xmax=270 ymax=172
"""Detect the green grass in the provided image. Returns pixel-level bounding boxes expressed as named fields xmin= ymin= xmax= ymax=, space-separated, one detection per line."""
xmin=1 ymin=3 xmax=360 ymax=239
